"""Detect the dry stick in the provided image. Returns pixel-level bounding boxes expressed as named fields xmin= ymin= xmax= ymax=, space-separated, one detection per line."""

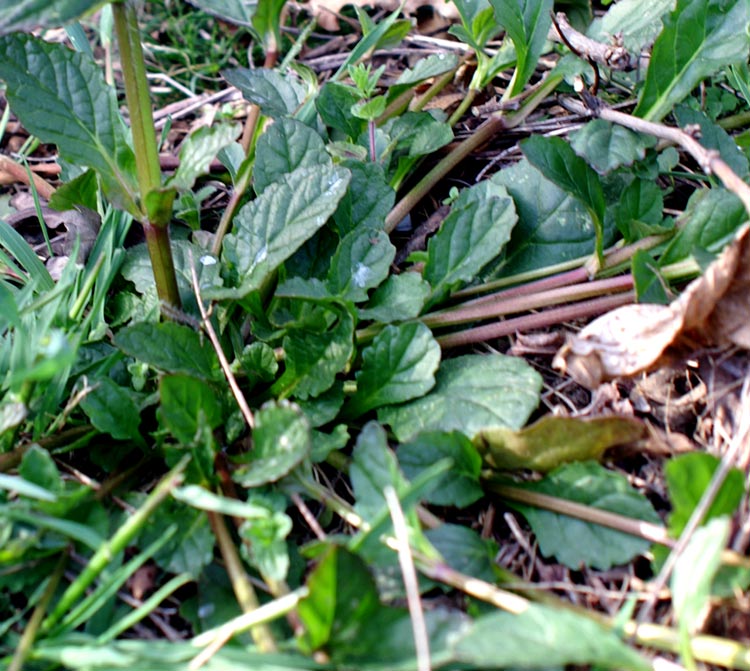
xmin=189 ymin=257 xmax=255 ymax=429
xmin=385 ymin=486 xmax=431 ymax=671
xmin=0 ymin=155 xmax=56 ymax=200
xmin=437 ymin=291 xmax=634 ymax=349
xmin=547 ymin=12 xmax=634 ymax=71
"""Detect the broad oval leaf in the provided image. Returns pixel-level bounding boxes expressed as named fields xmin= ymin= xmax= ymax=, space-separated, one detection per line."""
xmin=634 ymin=0 xmax=750 ymax=121
xmin=114 ymin=322 xmax=220 ymax=381
xmin=332 ymin=161 xmax=394 ymax=235
xmin=425 ymin=181 xmax=517 ymax=304
xmin=80 ymin=377 xmax=143 ymax=443
xmin=358 ymin=272 xmax=431 ymax=323
xmin=569 ymin=120 xmax=657 ymax=175
xmin=218 ymin=165 xmax=351 ymax=298
xmin=379 ymin=354 xmax=542 ymax=442
xmin=253 ymin=117 xmax=330 ymax=195
xmin=159 ymin=375 xmax=224 ymax=446
xmin=326 ymin=228 xmax=395 ymax=303
xmin=223 ymin=67 xmax=306 ymax=117
xmin=0 ymin=34 xmax=138 ymax=214
xmin=510 ymin=461 xmax=660 ymax=570
xmin=346 ymin=322 xmax=441 ymax=418
xmin=232 ymin=401 xmax=311 ymax=487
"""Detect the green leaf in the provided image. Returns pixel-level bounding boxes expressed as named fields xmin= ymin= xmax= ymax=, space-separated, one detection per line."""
xmin=632 ymin=248 xmax=671 ymax=304
xmin=0 ymin=473 xmax=56 ymax=502
xmin=569 ymin=120 xmax=657 ymax=175
xmin=232 ymin=401 xmax=311 ymax=487
xmin=114 ymin=322 xmax=219 ymax=381
xmin=385 ymin=111 xmax=453 ymax=158
xmin=19 ymin=444 xmax=61 ymax=494
xmin=475 ymin=415 xmax=646 ymax=472
xmin=674 ymin=105 xmax=750 ymax=179
xmin=379 ymin=354 xmax=542 ymax=442
xmin=634 ymin=0 xmax=750 ymax=121
xmin=358 ymin=273 xmax=431 ymax=323
xmin=510 ymin=461 xmax=660 ymax=570
xmin=332 ymin=161 xmax=394 ymax=235
xmin=425 ymin=181 xmax=517 ymax=303
xmin=167 ymin=122 xmax=241 ymax=192
xmin=659 ymin=188 xmax=746 ymax=266
xmin=273 ymin=305 xmax=354 ymax=400
xmin=48 ymin=169 xmax=99 ymax=212
xmin=317 ymin=82 xmax=367 ymax=139
xmin=0 ymin=217 xmax=54 ymax=290
xmin=395 ymin=52 xmax=459 ymax=86
xmin=588 ymin=0 xmax=673 ymax=54
xmin=455 ymin=604 xmax=650 ymax=670
xmin=218 ymin=165 xmax=351 ymax=298
xmin=158 ymin=375 xmax=224 ymax=446
xmin=615 ymin=178 xmax=665 ymax=241
xmin=489 ymin=0 xmax=553 ymax=96
xmin=350 ymin=421 xmax=410 ymax=520
xmin=398 ymin=431 xmax=483 ymax=507
xmin=185 ymin=0 xmax=255 ymax=26
xmin=346 ymin=322 xmax=440 ymax=418
xmin=223 ymin=67 xmax=306 ymax=117
xmin=672 ymin=517 xmax=729 ymax=639
xmin=327 ymin=228 xmax=395 ymax=302
xmin=253 ymin=117 xmax=331 ymax=195
xmin=664 ymin=452 xmax=745 ymax=536
xmin=80 ymin=377 xmax=143 ymax=443
xmin=0 ymin=0 xmax=104 ymax=34
xmin=0 ymin=34 xmax=137 ymax=214
xmin=239 ymin=509 xmax=292 ymax=582
xmin=488 ymin=159 xmax=599 ymax=275
xmin=426 ymin=524 xmax=498 ymax=583
xmin=298 ymin=545 xmax=387 ymax=654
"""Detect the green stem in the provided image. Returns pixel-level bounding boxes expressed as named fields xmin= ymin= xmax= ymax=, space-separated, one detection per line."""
xmin=385 ymin=73 xmax=563 ymax=233
xmin=113 ymin=2 xmax=181 ymax=310
xmin=447 ymin=87 xmax=479 ymax=127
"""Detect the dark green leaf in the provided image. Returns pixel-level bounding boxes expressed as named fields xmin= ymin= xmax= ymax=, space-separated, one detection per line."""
xmin=254 ymin=117 xmax=331 ymax=195
xmin=332 ymin=161 xmax=394 ymax=235
xmin=232 ymin=401 xmax=311 ymax=487
xmin=659 ymin=188 xmax=746 ymax=266
xmin=455 ymin=604 xmax=650 ymax=670
xmin=316 ymin=82 xmax=367 ymax=139
xmin=158 ymin=375 xmax=224 ymax=446
xmin=569 ymin=120 xmax=657 ymax=175
xmin=426 ymin=524 xmax=498 ymax=582
xmin=223 ymin=67 xmax=305 ymax=117
xmin=167 ymin=122 xmax=241 ymax=192
xmin=80 ymin=377 xmax=142 ymax=443
xmin=350 ymin=421 xmax=410 ymax=520
xmin=395 ymin=52 xmax=459 ymax=86
xmin=350 ymin=323 xmax=440 ymax=420
xmin=0 ymin=34 xmax=138 ymax=214
xmin=398 ymin=431 xmax=483 ymax=507
xmin=48 ymin=169 xmax=99 ymax=212
xmin=238 ymin=494 xmax=292 ymax=582
xmin=511 ymin=461 xmax=660 ymax=570
xmin=327 ymin=228 xmax=395 ymax=302
xmin=298 ymin=545 xmax=386 ymax=654
xmin=615 ymin=178 xmax=666 ymax=241
xmin=425 ymin=181 xmax=517 ymax=302
xmin=489 ymin=0 xmax=553 ymax=96
xmin=358 ymin=273 xmax=431 ymax=323
xmin=490 ymin=159 xmax=598 ymax=276
xmin=632 ymin=249 xmax=671 ymax=304
xmin=238 ymin=341 xmax=279 ymax=385
xmin=19 ymin=445 xmax=62 ymax=493
xmin=634 ymin=0 xmax=750 ymax=121
xmin=386 ymin=111 xmax=453 ymax=158
xmin=114 ymin=322 xmax=219 ymax=381
xmin=664 ymin=452 xmax=744 ymax=536
xmin=0 ymin=0 xmax=104 ymax=34
xmin=379 ymin=354 xmax=542 ymax=442
xmin=218 ymin=165 xmax=351 ymax=298
xmin=273 ymin=306 xmax=354 ymax=400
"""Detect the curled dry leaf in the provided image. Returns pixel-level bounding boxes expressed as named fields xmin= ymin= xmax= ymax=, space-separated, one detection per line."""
xmin=554 ymin=224 xmax=750 ymax=388
xmin=301 ymin=0 xmax=459 ymax=32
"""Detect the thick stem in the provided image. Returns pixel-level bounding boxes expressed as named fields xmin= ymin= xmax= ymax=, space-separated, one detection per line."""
xmin=143 ymin=222 xmax=181 ymax=309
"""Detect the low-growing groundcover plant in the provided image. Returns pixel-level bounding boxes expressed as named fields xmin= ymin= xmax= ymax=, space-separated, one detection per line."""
xmin=1 ymin=0 xmax=750 ymax=668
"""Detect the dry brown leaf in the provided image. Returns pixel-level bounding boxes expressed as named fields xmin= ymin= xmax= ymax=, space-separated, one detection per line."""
xmin=554 ymin=224 xmax=750 ymax=388
xmin=301 ymin=0 xmax=459 ymax=32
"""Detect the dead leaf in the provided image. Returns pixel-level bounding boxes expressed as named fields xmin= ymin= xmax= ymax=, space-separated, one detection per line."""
xmin=300 ymin=0 xmax=459 ymax=32
xmin=554 ymin=224 xmax=750 ymax=388
xmin=473 ymin=415 xmax=646 ymax=472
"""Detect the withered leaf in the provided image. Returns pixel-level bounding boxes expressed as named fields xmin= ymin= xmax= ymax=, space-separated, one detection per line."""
xmin=555 ymin=224 xmax=750 ymax=388
xmin=474 ymin=415 xmax=646 ymax=472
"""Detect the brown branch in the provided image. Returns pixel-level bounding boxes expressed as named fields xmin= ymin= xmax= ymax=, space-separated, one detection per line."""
xmin=548 ymin=12 xmax=634 ymax=71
